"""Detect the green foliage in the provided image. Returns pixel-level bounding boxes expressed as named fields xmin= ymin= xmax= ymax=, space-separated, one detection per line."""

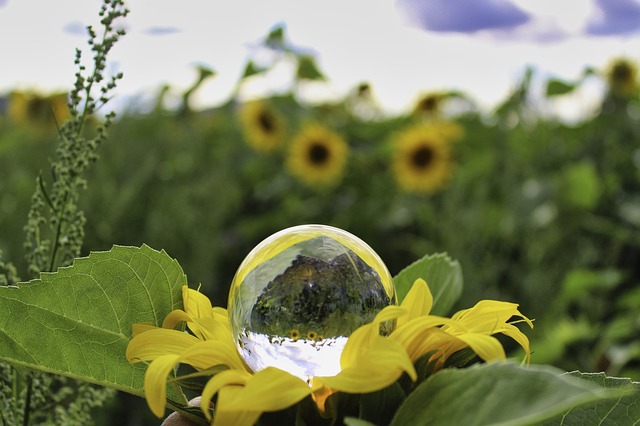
xmin=393 ymin=253 xmax=463 ymax=315
xmin=0 ymin=1 xmax=129 ymax=424
xmin=0 ymin=365 xmax=116 ymax=426
xmin=296 ymin=55 xmax=325 ymax=81
xmin=23 ymin=0 xmax=126 ymax=277
xmin=0 ymin=245 xmax=185 ymax=394
xmin=390 ymin=363 xmax=622 ymax=426
xmin=546 ymin=78 xmax=577 ymax=97
xmin=539 ymin=371 xmax=640 ymax=425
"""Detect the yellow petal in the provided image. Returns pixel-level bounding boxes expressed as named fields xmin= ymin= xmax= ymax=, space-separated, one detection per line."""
xmin=222 ymin=367 xmax=311 ymax=412
xmin=162 ymin=309 xmax=192 ymax=330
xmin=339 ymin=305 xmax=408 ymax=368
xmin=451 ymin=300 xmax=529 ymax=334
xmin=201 ymin=370 xmax=252 ymax=421
xmin=213 ymin=387 xmax=262 ymax=426
xmin=183 ymin=286 xmax=214 ymax=319
xmin=496 ymin=323 xmax=532 ymax=364
xmin=132 ymin=322 xmax=156 ymax=337
xmin=410 ymin=328 xmax=463 ymax=362
xmin=398 ymin=278 xmax=433 ymax=326
xmin=317 ymin=336 xmax=416 ymax=393
xmin=212 ymin=307 xmax=231 ymax=327
xmin=144 ymin=354 xmax=180 ymax=418
xmin=339 ymin=324 xmax=377 ymax=369
xmin=453 ymin=333 xmax=506 ymax=362
xmin=191 ymin=317 xmax=235 ymax=342
xmin=372 ymin=305 xmax=407 ymax=324
xmin=126 ymin=328 xmax=199 ymax=363
xmin=201 ymin=368 xmax=310 ymax=424
xmin=390 ymin=315 xmax=453 ymax=360
xmin=178 ymin=339 xmax=247 ymax=372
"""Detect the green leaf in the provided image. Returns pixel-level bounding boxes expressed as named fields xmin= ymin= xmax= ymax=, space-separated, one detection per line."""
xmin=242 ymin=60 xmax=267 ymax=79
xmin=558 ymin=161 xmax=602 ymax=210
xmin=560 ymin=268 xmax=623 ymax=303
xmin=344 ymin=418 xmax=377 ymax=426
xmin=393 ymin=253 xmax=463 ymax=316
xmin=546 ymin=78 xmax=577 ymax=97
xmin=358 ymin=382 xmax=407 ymax=425
xmin=0 ymin=245 xmax=185 ymax=397
xmin=390 ymin=362 xmax=621 ymax=426
xmin=296 ymin=55 xmax=325 ymax=81
xmin=539 ymin=372 xmax=640 ymax=425
xmin=265 ymin=24 xmax=286 ymax=50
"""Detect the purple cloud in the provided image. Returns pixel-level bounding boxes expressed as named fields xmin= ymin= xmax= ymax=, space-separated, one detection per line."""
xmin=396 ymin=0 xmax=530 ymax=33
xmin=586 ymin=0 xmax=640 ymax=36
xmin=63 ymin=21 xmax=87 ymax=36
xmin=143 ymin=26 xmax=182 ymax=36
xmin=0 ymin=0 xmax=7 ymax=7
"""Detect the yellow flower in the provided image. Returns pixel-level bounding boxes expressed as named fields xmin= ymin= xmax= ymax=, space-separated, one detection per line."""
xmin=127 ymin=286 xmax=311 ymax=425
xmin=360 ymin=278 xmax=532 ymax=367
xmin=605 ymin=57 xmax=638 ymax=98
xmin=391 ymin=124 xmax=454 ymax=194
xmin=286 ymin=123 xmax=349 ymax=187
xmin=127 ymin=280 xmax=532 ymax=425
xmin=311 ymin=279 xmax=531 ymax=408
xmin=238 ymin=100 xmax=286 ymax=152
xmin=7 ymin=91 xmax=70 ymax=126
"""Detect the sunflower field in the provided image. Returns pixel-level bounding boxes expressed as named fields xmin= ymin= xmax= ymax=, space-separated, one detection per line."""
xmin=1 ymin=11 xmax=640 ymax=426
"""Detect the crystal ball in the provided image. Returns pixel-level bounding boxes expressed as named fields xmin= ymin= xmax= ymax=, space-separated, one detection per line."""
xmin=228 ymin=224 xmax=396 ymax=382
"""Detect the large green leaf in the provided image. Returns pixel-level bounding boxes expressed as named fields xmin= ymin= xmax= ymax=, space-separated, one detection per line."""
xmin=539 ymin=371 xmax=640 ymax=425
xmin=393 ymin=253 xmax=463 ymax=315
xmin=390 ymin=363 xmax=621 ymax=426
xmin=0 ymin=245 xmax=185 ymax=396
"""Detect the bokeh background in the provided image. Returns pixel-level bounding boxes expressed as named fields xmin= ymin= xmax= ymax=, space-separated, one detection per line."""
xmin=1 ymin=0 xmax=640 ymax=423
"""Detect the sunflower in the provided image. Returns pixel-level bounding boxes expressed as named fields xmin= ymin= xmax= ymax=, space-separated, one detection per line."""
xmin=286 ymin=123 xmax=348 ymax=187
xmin=238 ymin=100 xmax=286 ymax=152
xmin=413 ymin=93 xmax=444 ymax=115
xmin=605 ymin=58 xmax=638 ymax=98
xmin=7 ymin=91 xmax=70 ymax=126
xmin=391 ymin=124 xmax=454 ymax=194
xmin=126 ymin=279 xmax=531 ymax=425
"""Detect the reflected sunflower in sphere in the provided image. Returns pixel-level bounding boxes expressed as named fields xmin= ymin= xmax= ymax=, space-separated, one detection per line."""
xmin=287 ymin=123 xmax=348 ymax=187
xmin=391 ymin=124 xmax=453 ymax=194
xmin=238 ymin=100 xmax=286 ymax=152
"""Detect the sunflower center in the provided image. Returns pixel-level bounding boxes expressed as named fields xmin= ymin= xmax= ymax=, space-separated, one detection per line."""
xmin=412 ymin=145 xmax=434 ymax=169
xmin=258 ymin=111 xmax=276 ymax=133
xmin=613 ymin=64 xmax=632 ymax=82
xmin=308 ymin=142 xmax=330 ymax=165
xmin=418 ymin=96 xmax=438 ymax=112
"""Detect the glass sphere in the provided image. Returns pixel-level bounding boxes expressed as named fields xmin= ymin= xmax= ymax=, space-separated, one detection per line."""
xmin=228 ymin=224 xmax=396 ymax=382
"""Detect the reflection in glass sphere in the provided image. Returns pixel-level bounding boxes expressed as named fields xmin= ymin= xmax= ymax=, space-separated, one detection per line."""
xmin=228 ymin=224 xmax=396 ymax=382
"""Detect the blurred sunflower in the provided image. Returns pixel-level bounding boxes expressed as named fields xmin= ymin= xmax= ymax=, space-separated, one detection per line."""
xmin=605 ymin=58 xmax=638 ymax=98
xmin=287 ymin=123 xmax=348 ymax=187
xmin=413 ymin=93 xmax=444 ymax=115
xmin=432 ymin=120 xmax=464 ymax=142
xmin=238 ymin=100 xmax=286 ymax=152
xmin=391 ymin=124 xmax=454 ymax=194
xmin=7 ymin=91 xmax=70 ymax=125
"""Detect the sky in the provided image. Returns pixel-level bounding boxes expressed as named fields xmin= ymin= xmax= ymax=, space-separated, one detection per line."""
xmin=1 ymin=0 xmax=640 ymax=120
